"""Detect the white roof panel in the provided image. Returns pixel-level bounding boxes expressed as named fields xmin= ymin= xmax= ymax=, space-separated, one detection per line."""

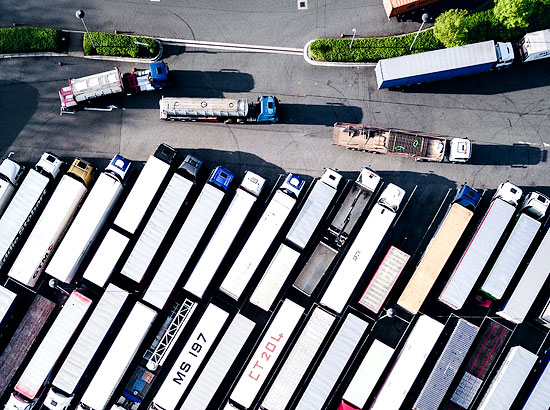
xmin=0 ymin=286 xmax=16 ymax=323
xmin=82 ymin=229 xmax=129 ymax=288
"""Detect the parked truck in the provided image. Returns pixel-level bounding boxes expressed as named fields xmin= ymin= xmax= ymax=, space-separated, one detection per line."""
xmin=143 ymin=166 xmax=233 ymax=309
xmin=320 ymin=183 xmax=406 ymax=314
xmin=46 ymin=154 xmax=131 ymax=284
xmin=0 ymin=286 xmax=17 ymax=330
xmin=8 ymin=159 xmax=94 ymax=287
xmin=439 ymin=181 xmax=522 ymax=310
xmin=518 ymin=29 xmax=550 ymax=62
xmin=0 ymin=153 xmax=63 ymax=270
xmin=520 ymin=349 xmax=550 ymax=409
xmin=294 ymin=168 xmax=381 ymax=296
xmin=184 ymin=171 xmax=265 ymax=299
xmin=0 ymin=156 xmax=23 ymax=217
xmin=397 ymin=185 xmax=481 ymax=314
xmin=382 ymin=0 xmax=441 ymax=20
xmin=260 ymin=306 xmax=336 ymax=410
xmin=59 ymin=62 xmax=169 ymax=113
xmin=481 ymin=192 xmax=549 ymax=300
xmin=120 ymin=154 xmax=201 ymax=283
xmin=6 ymin=291 xmax=92 ymax=410
xmin=43 ymin=284 xmax=129 ymax=410
xmin=332 ymin=122 xmax=472 ymax=162
xmin=375 ymin=40 xmax=514 ymax=89
xmin=0 ymin=295 xmax=56 ymax=398
xmin=250 ymin=169 xmax=342 ymax=311
xmin=219 ymin=173 xmax=305 ymax=301
xmin=159 ymin=95 xmax=279 ymax=123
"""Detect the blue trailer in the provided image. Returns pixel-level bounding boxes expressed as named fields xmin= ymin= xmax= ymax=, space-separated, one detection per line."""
xmin=375 ymin=40 xmax=514 ymax=89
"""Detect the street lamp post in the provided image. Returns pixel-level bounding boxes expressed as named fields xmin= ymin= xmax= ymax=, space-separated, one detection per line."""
xmin=75 ymin=9 xmax=96 ymax=50
xmin=409 ymin=13 xmax=430 ymax=51
xmin=349 ymin=28 xmax=357 ymax=49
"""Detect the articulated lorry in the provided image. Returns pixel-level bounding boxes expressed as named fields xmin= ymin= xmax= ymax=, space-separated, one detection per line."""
xmin=332 ymin=122 xmax=472 ymax=162
xmin=0 ymin=156 xmax=23 ymax=217
xmin=320 ymin=183 xmax=406 ymax=314
xmin=43 ymin=284 xmax=129 ymax=410
xmin=398 ymin=185 xmax=481 ymax=314
xmin=46 ymin=155 xmax=131 ymax=284
xmin=481 ymin=192 xmax=549 ymax=300
xmin=219 ymin=173 xmax=305 ymax=301
xmin=184 ymin=171 xmax=265 ymax=299
xmin=439 ymin=181 xmax=522 ymax=310
xmin=6 ymin=291 xmax=93 ymax=410
xmin=8 ymin=159 xmax=94 ymax=287
xmin=159 ymin=95 xmax=279 ymax=123
xmin=294 ymin=168 xmax=381 ymax=296
xmin=518 ymin=29 xmax=550 ymax=62
xmin=59 ymin=62 xmax=169 ymax=113
xmin=375 ymin=40 xmax=514 ymax=89
xmin=0 ymin=153 xmax=63 ymax=270
xmin=250 ymin=169 xmax=342 ymax=311
xmin=143 ymin=166 xmax=233 ymax=309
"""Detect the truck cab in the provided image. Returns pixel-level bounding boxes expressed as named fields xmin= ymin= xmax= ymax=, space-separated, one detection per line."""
xmin=378 ymin=183 xmax=405 ymax=212
xmin=44 ymin=387 xmax=72 ymax=410
xmin=240 ymin=171 xmax=266 ymax=197
xmin=357 ymin=168 xmax=381 ymax=193
xmin=453 ymin=185 xmax=480 ymax=211
xmin=494 ymin=42 xmax=515 ymax=68
xmin=153 ymin=143 xmax=178 ymax=165
xmin=494 ymin=181 xmax=522 ymax=206
xmin=5 ymin=392 xmax=33 ymax=410
xmin=105 ymin=154 xmax=132 ymax=182
xmin=67 ymin=158 xmax=94 ymax=187
xmin=0 ymin=157 xmax=23 ymax=214
xmin=36 ymin=153 xmax=64 ymax=179
xmin=179 ymin=155 xmax=202 ymax=181
xmin=280 ymin=173 xmax=305 ymax=199
xmin=208 ymin=167 xmax=234 ymax=192
xmin=148 ymin=62 xmax=169 ymax=89
xmin=448 ymin=138 xmax=472 ymax=163
xmin=520 ymin=192 xmax=550 ymax=220
xmin=255 ymin=95 xmax=279 ymax=123
xmin=321 ymin=168 xmax=342 ymax=190
xmin=123 ymin=62 xmax=170 ymax=93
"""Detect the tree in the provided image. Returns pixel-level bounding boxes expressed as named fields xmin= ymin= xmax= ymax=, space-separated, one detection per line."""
xmin=433 ymin=9 xmax=469 ymax=48
xmin=494 ymin=0 xmax=536 ymax=28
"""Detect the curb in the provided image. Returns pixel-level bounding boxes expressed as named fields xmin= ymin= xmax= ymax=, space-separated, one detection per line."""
xmin=303 ymin=39 xmax=377 ymax=67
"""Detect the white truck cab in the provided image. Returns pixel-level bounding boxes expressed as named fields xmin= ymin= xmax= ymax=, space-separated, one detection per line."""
xmin=0 ymin=157 xmax=23 ymax=215
xmin=280 ymin=173 xmax=305 ymax=199
xmin=494 ymin=181 xmax=523 ymax=206
xmin=520 ymin=192 xmax=550 ymax=220
xmin=494 ymin=42 xmax=515 ymax=68
xmin=357 ymin=168 xmax=381 ymax=193
xmin=5 ymin=392 xmax=32 ymax=410
xmin=448 ymin=138 xmax=472 ymax=163
xmin=378 ymin=183 xmax=405 ymax=212
xmin=241 ymin=171 xmax=266 ymax=197
xmin=43 ymin=388 xmax=72 ymax=410
xmin=36 ymin=153 xmax=63 ymax=179
xmin=321 ymin=168 xmax=342 ymax=190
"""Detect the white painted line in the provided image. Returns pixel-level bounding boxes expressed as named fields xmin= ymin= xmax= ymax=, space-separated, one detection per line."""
xmin=158 ymin=38 xmax=303 ymax=55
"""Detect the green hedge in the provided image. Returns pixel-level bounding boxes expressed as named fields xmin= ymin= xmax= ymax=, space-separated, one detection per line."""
xmin=0 ymin=27 xmax=65 ymax=54
xmin=83 ymin=32 xmax=158 ymax=58
xmin=309 ymin=29 xmax=442 ymax=62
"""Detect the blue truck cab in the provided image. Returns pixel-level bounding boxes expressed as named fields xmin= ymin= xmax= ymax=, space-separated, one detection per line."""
xmin=256 ymin=95 xmax=279 ymax=123
xmin=105 ymin=154 xmax=132 ymax=183
xmin=208 ymin=167 xmax=234 ymax=192
xmin=149 ymin=62 xmax=170 ymax=89
xmin=280 ymin=173 xmax=305 ymax=199
xmin=453 ymin=185 xmax=481 ymax=211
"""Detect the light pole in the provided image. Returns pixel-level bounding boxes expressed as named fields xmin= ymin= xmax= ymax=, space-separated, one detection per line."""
xmin=409 ymin=13 xmax=430 ymax=51
xmin=349 ymin=28 xmax=357 ymax=49
xmin=75 ymin=9 xmax=95 ymax=50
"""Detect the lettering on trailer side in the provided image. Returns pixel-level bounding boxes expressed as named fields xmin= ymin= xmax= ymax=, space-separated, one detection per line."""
xmin=249 ymin=333 xmax=284 ymax=381
xmin=174 ymin=333 xmax=207 ymax=384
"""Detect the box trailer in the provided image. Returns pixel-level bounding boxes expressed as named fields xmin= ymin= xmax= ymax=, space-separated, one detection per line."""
xmin=8 ymin=159 xmax=94 ymax=287
xmin=6 ymin=291 xmax=92 ymax=409
xmin=447 ymin=320 xmax=512 ymax=409
xmin=375 ymin=40 xmax=514 ymax=89
xmin=121 ymin=155 xmax=201 ymax=283
xmin=478 ymin=346 xmax=537 ymax=410
xmin=439 ymin=182 xmax=522 ymax=310
xmin=43 ymin=284 xmax=129 ymax=410
xmin=46 ymin=154 xmax=131 ymax=284
xmin=481 ymin=192 xmax=549 ymax=300
xmin=521 ymin=351 xmax=550 ymax=409
xmin=260 ymin=306 xmax=336 ymax=410
xmin=77 ymin=302 xmax=156 ymax=410
xmin=148 ymin=304 xmax=229 ymax=410
xmin=184 ymin=171 xmax=265 ymax=298
xmin=230 ymin=299 xmax=304 ymax=409
xmin=294 ymin=313 xmax=369 ymax=410
xmin=382 ymin=0 xmax=441 ymax=19
xmin=0 ymin=295 xmax=56 ymax=397
xmin=518 ymin=29 xmax=550 ymax=62
xmin=143 ymin=166 xmax=233 ymax=309
xmin=0 ymin=286 xmax=17 ymax=329
xmin=340 ymin=339 xmax=395 ymax=410
xmin=113 ymin=144 xmax=178 ymax=235
xmin=249 ymin=244 xmax=301 ymax=311
xmin=320 ymin=183 xmax=405 ymax=314
xmin=219 ymin=173 xmax=305 ymax=301
xmin=397 ymin=185 xmax=481 ymax=314
xmin=370 ymin=315 xmax=444 ymax=410
xmin=114 ymin=298 xmax=197 ymax=409
xmin=180 ymin=313 xmax=256 ymax=410
xmin=0 ymin=153 xmax=63 ymax=270
xmin=413 ymin=318 xmax=479 ymax=410
xmin=497 ymin=225 xmax=550 ymax=324
xmin=0 ymin=156 xmax=23 ymax=217
xmin=359 ymin=246 xmax=410 ymax=314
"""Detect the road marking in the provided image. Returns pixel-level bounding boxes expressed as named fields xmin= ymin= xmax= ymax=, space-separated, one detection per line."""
xmin=158 ymin=38 xmax=303 ymax=55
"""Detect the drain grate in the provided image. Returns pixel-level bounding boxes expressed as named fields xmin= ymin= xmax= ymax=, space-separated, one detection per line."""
xmin=298 ymin=0 xmax=308 ymax=10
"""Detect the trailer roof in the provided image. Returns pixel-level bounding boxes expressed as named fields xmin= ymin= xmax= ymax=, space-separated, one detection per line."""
xmin=377 ymin=41 xmax=497 ymax=82
xmin=524 ymin=29 xmax=550 ymax=54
